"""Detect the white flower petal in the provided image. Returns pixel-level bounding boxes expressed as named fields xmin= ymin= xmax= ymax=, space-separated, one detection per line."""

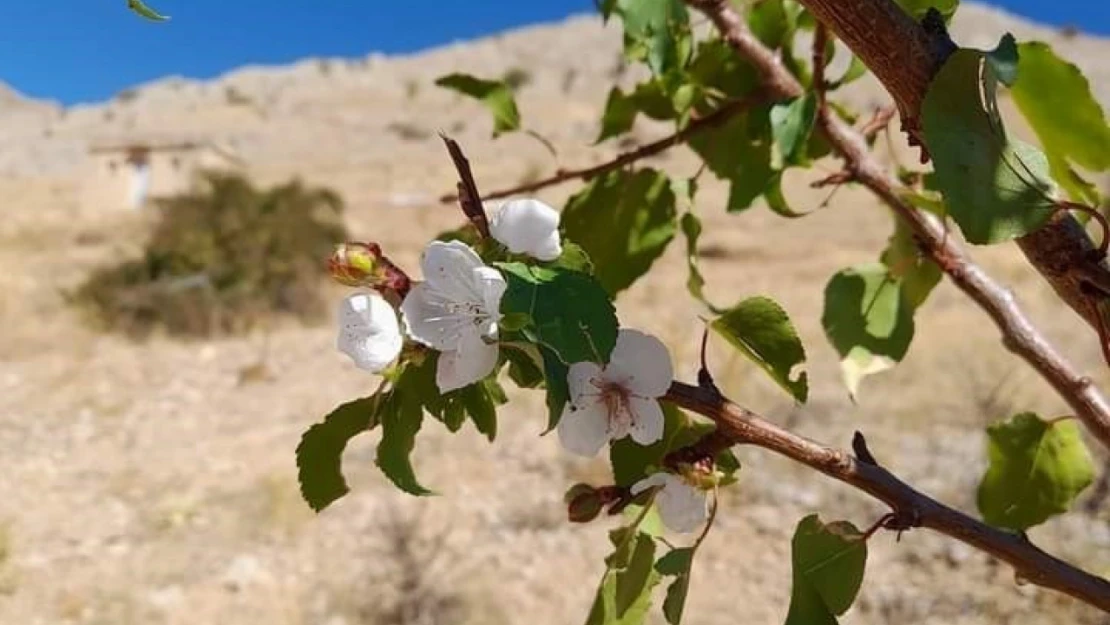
xmin=608 ymin=329 xmax=673 ymax=398
xmin=472 ymin=266 xmax=507 ymax=328
xmin=557 ymin=397 xmax=611 ymax=457
xmin=422 ymin=240 xmax=486 ymax=302
xmin=490 ymin=198 xmax=562 ymax=260
xmin=656 ymin=477 xmax=708 ymax=533
xmin=631 ymin=472 xmax=669 ymax=495
xmin=337 ymin=293 xmax=403 ymax=372
xmin=435 ymin=331 xmax=499 ymax=392
xmin=529 ymin=232 xmax=563 ymax=262
xmin=627 ymin=396 xmax=665 ymax=446
xmin=400 ymin=282 xmax=465 ymax=351
xmin=566 ymin=361 xmax=603 ymax=403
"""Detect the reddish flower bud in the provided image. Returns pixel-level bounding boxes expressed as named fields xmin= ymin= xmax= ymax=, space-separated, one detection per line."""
xmin=565 ymin=483 xmax=603 ymax=524
xmin=328 ymin=242 xmax=411 ymax=297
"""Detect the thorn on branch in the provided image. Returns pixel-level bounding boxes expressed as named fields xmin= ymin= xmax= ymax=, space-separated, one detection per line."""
xmin=852 ymin=431 xmax=878 ymax=465
xmin=440 ymin=134 xmax=491 ymax=238
xmin=698 ymin=327 xmax=723 ymax=400
xmin=920 ymin=8 xmax=959 ymax=72
xmin=862 ymin=509 xmax=920 ymax=542
xmin=1056 ymin=201 xmax=1110 ymax=259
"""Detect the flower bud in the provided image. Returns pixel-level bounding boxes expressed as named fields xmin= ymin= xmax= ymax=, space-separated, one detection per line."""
xmin=328 ymin=242 xmax=411 ymax=296
xmin=565 ymin=483 xmax=603 ymax=523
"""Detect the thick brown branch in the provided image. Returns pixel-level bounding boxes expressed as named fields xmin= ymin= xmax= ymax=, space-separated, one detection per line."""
xmin=439 ymin=95 xmax=763 ymax=203
xmin=684 ymin=0 xmax=1110 ymax=451
xmin=664 ymin=381 xmax=1110 ymax=612
xmin=782 ymin=0 xmax=1110 ymax=368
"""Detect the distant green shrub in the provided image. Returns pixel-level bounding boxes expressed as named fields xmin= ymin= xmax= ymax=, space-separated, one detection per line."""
xmin=73 ymin=171 xmax=348 ymax=339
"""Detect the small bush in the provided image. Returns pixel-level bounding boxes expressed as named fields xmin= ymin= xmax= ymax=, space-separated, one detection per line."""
xmin=73 ymin=171 xmax=348 ymax=339
xmin=501 ymin=67 xmax=532 ymax=91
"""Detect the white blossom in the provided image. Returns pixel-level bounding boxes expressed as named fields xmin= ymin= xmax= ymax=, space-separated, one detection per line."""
xmin=489 ymin=198 xmax=563 ymax=261
xmin=632 ymin=472 xmax=708 ymax=533
xmin=400 ymin=240 xmax=505 ymax=392
xmin=557 ymin=329 xmax=673 ymax=456
xmin=336 ymin=292 xmax=403 ymax=373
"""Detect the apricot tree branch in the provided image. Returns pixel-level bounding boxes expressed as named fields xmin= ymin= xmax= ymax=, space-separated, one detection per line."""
xmin=439 ymin=94 xmax=763 ymax=203
xmin=684 ymin=0 xmax=1110 ymax=451
xmin=663 ymin=380 xmax=1110 ymax=612
xmin=785 ymin=0 xmax=1110 ymax=371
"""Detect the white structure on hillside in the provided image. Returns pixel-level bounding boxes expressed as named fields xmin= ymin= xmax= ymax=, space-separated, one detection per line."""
xmin=82 ymin=137 xmax=243 ymax=211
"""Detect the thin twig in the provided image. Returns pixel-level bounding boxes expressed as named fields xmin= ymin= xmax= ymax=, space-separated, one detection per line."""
xmin=812 ymin=22 xmax=829 ymax=111
xmin=664 ymin=381 xmax=1110 ymax=612
xmin=439 ymin=95 xmax=764 ymax=203
xmin=684 ymin=0 xmax=1110 ymax=453
xmin=860 ymin=106 xmax=897 ymax=140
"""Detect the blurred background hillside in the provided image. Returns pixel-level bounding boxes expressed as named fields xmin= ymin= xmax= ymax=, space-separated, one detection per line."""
xmin=1 ymin=2 xmax=1109 ymax=624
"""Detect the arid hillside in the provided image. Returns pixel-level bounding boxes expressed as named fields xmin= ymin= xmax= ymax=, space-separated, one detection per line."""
xmin=1 ymin=4 xmax=1109 ymax=625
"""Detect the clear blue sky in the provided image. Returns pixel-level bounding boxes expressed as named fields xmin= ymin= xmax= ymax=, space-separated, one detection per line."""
xmin=1 ymin=1 xmax=1106 ymax=106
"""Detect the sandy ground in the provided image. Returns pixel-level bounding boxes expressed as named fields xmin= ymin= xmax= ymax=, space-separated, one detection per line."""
xmin=2 ymin=3 xmax=1110 ymax=624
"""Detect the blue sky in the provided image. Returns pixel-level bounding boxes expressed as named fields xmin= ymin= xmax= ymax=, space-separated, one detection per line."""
xmin=1 ymin=0 xmax=1106 ymax=105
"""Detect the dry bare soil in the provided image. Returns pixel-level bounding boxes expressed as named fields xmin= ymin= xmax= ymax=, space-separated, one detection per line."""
xmin=2 ymin=4 xmax=1110 ymax=624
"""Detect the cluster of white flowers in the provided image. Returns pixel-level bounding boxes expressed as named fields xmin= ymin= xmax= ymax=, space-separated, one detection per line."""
xmin=334 ymin=197 xmax=707 ymax=533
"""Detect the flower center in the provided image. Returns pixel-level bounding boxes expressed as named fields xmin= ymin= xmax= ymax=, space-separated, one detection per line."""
xmin=444 ymin=301 xmax=488 ymax=327
xmin=593 ymin=378 xmax=632 ymax=429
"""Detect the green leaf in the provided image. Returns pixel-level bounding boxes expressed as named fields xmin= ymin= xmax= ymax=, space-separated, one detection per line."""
xmin=655 ymin=548 xmax=694 ymax=624
xmin=748 ymin=0 xmax=795 ymax=48
xmin=827 ymin=55 xmax=868 ymax=90
xmin=822 ymin=264 xmax=915 ymax=398
xmin=764 ymin=171 xmax=812 ymax=218
xmin=1009 ymin=42 xmax=1110 ymax=201
xmin=610 ymin=404 xmax=700 ymax=486
xmin=541 ymin=345 xmax=571 ymax=431
xmin=710 ymin=296 xmax=808 ymax=402
xmin=499 ymin=263 xmax=619 ymax=366
xmin=630 ymin=80 xmax=680 ymax=121
xmin=687 ymin=39 xmax=759 ymax=99
xmin=499 ymin=312 xmax=532 ymax=332
xmin=503 ymin=343 xmax=545 ymax=389
xmin=679 ymin=211 xmax=720 ymax=311
xmin=296 ymin=396 xmax=380 ymax=512
xmin=376 ymin=376 xmax=433 ymax=496
xmin=784 ymin=515 xmax=868 ymax=625
xmin=771 ymin=94 xmax=818 ymax=166
xmin=615 ymin=0 xmax=690 ymax=75
xmin=127 ymin=0 xmax=170 ymax=21
xmin=986 ymin=34 xmax=1019 ymax=86
xmin=434 ymin=73 xmax=521 ymax=137
xmin=597 ymin=88 xmax=640 ymax=143
xmin=562 ymin=169 xmax=678 ymax=297
xmin=463 ymin=380 xmax=502 ymax=441
xmin=586 ymin=531 xmax=663 ymax=625
xmin=894 ymin=0 xmax=958 ymax=20
xmin=921 ymin=48 xmax=1057 ymax=244
xmin=688 ymin=107 xmax=775 ymax=213
xmin=879 ymin=220 xmax=942 ymax=310
xmin=615 ymin=532 xmax=658 ymax=615
xmin=549 ymin=241 xmax=596 ymax=275
xmin=977 ymin=413 xmax=1095 ymax=531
